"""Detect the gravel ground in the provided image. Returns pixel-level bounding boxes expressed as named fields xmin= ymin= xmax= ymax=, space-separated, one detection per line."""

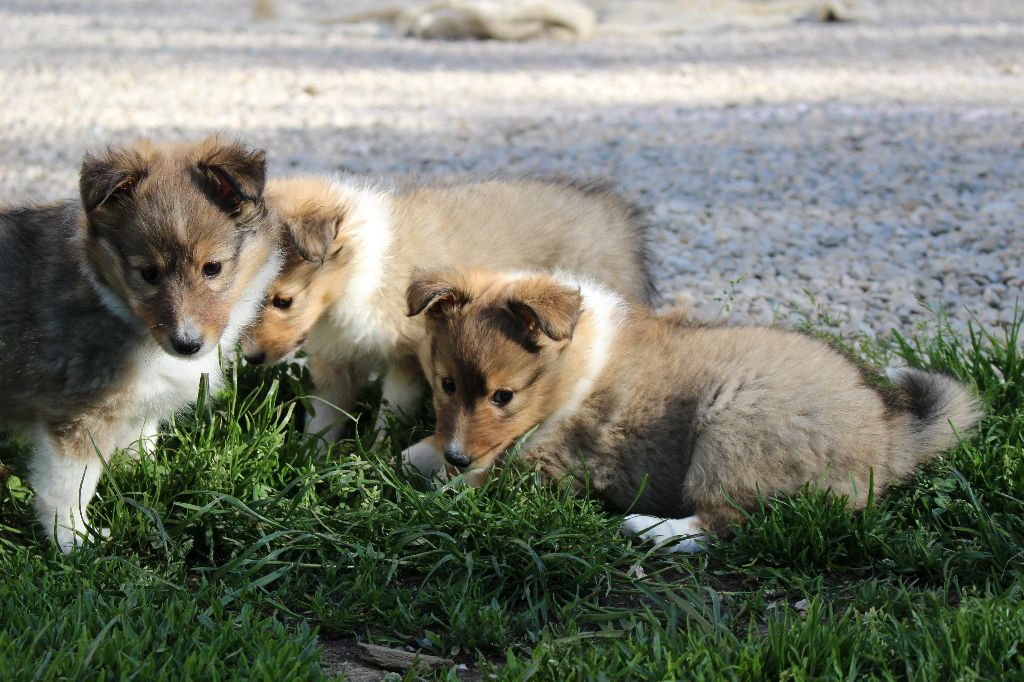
xmin=1 ymin=0 xmax=1021 ymax=336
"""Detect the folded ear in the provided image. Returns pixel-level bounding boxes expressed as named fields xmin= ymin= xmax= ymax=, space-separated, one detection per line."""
xmin=281 ymin=204 xmax=344 ymax=264
xmin=79 ymin=145 xmax=150 ymax=214
xmin=506 ymin=278 xmax=583 ymax=343
xmin=195 ymin=138 xmax=267 ymax=213
xmin=407 ymin=273 xmax=470 ymax=319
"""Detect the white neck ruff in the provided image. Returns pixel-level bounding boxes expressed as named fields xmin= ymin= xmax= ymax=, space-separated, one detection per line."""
xmin=316 ymin=177 xmax=396 ymax=358
xmin=532 ymin=270 xmax=627 ymax=441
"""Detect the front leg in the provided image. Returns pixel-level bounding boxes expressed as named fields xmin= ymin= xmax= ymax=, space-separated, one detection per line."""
xmin=306 ymin=357 xmax=363 ymax=449
xmin=128 ymin=417 xmax=162 ymax=458
xmin=401 ymin=435 xmax=447 ymax=482
xmin=375 ymin=359 xmax=425 ymax=434
xmin=28 ymin=421 xmax=111 ymax=553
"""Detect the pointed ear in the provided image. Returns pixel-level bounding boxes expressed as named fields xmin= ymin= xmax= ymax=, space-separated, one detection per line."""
xmin=79 ymin=145 xmax=149 ymax=214
xmin=506 ymin=279 xmax=583 ymax=342
xmin=407 ymin=273 xmax=470 ymax=319
xmin=281 ymin=205 xmax=344 ymax=264
xmin=195 ymin=138 xmax=267 ymax=212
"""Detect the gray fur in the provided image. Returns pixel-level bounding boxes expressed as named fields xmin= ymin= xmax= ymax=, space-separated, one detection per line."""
xmin=0 ymin=202 xmax=140 ymax=419
xmin=532 ymin=320 xmax=983 ymax=530
xmin=0 ymin=137 xmax=280 ymax=551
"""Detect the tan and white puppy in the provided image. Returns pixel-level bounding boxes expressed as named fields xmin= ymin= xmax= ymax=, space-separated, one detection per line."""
xmin=244 ymin=175 xmax=653 ymax=442
xmin=0 ymin=137 xmax=282 ymax=551
xmin=402 ymin=269 xmax=981 ymax=552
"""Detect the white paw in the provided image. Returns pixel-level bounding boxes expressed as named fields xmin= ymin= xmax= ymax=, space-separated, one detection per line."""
xmin=401 ymin=439 xmax=449 ymax=485
xmin=621 ymin=513 xmax=663 ymax=536
xmin=304 ymin=410 xmax=345 ymax=460
xmin=131 ymin=435 xmax=158 ymax=458
xmin=460 ymin=468 xmax=489 ymax=488
xmin=621 ymin=514 xmax=707 ymax=554
xmin=54 ymin=525 xmax=82 ymax=554
xmin=53 ymin=523 xmax=110 ymax=554
xmin=305 ymin=408 xmax=345 ymax=444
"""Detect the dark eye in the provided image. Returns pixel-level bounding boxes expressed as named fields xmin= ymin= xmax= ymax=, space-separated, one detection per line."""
xmin=139 ymin=266 xmax=160 ymax=284
xmin=491 ymin=389 xmax=514 ymax=407
xmin=202 ymin=261 xmax=222 ymax=278
xmin=441 ymin=377 xmax=456 ymax=395
xmin=272 ymin=295 xmax=293 ymax=310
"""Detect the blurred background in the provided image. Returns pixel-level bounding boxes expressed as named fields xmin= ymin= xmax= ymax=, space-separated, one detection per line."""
xmin=1 ymin=0 xmax=1021 ymax=336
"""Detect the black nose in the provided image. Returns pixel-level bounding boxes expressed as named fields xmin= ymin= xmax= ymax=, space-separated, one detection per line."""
xmin=171 ymin=336 xmax=203 ymax=356
xmin=246 ymin=352 xmax=266 ymax=365
xmin=444 ymin=446 xmax=471 ymax=469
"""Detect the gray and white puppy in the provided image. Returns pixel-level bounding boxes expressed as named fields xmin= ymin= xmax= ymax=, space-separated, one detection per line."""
xmin=0 ymin=137 xmax=282 ymax=551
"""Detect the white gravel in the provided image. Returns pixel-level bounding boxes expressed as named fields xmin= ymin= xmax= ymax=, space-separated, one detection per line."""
xmin=1 ymin=0 xmax=1021 ymax=337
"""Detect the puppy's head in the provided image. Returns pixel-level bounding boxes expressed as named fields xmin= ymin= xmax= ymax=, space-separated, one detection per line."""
xmin=407 ymin=270 xmax=583 ymax=473
xmin=243 ymin=177 xmax=356 ymax=364
xmin=79 ymin=136 xmax=277 ymax=358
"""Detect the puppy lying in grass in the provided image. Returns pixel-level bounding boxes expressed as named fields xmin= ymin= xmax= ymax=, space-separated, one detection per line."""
xmin=0 ymin=137 xmax=282 ymax=551
xmin=243 ymin=175 xmax=654 ymax=443
xmin=402 ymin=269 xmax=981 ymax=552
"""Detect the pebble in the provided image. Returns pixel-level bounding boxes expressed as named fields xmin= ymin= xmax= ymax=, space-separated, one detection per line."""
xmin=0 ymin=0 xmax=1022 ymax=339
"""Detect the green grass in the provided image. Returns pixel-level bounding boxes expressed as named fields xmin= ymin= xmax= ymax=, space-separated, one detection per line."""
xmin=1 ymin=306 xmax=1021 ymax=680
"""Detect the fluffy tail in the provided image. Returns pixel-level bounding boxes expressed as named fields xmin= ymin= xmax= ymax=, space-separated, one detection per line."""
xmin=886 ymin=368 xmax=983 ymax=472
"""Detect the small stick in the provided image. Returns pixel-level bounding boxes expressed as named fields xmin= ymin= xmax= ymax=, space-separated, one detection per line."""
xmin=356 ymin=643 xmax=454 ymax=672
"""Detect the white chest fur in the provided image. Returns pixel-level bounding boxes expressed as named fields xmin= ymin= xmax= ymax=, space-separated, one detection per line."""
xmin=532 ymin=273 xmax=626 ymax=443
xmin=129 ymin=345 xmax=223 ymax=420
xmin=312 ymin=179 xmax=397 ymax=366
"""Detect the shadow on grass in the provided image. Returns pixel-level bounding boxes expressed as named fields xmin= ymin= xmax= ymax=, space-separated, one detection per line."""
xmin=0 ymin=306 xmax=1021 ymax=679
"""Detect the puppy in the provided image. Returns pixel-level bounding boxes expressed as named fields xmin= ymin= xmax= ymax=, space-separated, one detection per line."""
xmin=0 ymin=137 xmax=282 ymax=551
xmin=244 ymin=175 xmax=653 ymax=442
xmin=402 ymin=269 xmax=981 ymax=552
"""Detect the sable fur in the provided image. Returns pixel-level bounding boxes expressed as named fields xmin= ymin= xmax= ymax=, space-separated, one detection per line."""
xmin=0 ymin=137 xmax=282 ymax=551
xmin=403 ymin=269 xmax=982 ymax=549
xmin=244 ymin=174 xmax=653 ymax=441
